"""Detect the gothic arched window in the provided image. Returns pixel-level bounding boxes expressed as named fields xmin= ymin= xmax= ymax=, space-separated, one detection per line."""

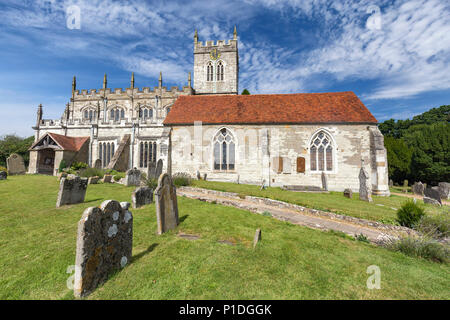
xmin=206 ymin=61 xmax=213 ymax=81
xmin=99 ymin=141 xmax=115 ymax=167
xmin=139 ymin=141 xmax=157 ymax=168
xmin=83 ymin=108 xmax=96 ymax=122
xmin=139 ymin=107 xmax=153 ymax=121
xmin=217 ymin=61 xmax=224 ymax=81
xmin=213 ymin=128 xmax=235 ymax=171
xmin=110 ymin=107 xmax=125 ymax=121
xmin=310 ymin=130 xmax=334 ymax=171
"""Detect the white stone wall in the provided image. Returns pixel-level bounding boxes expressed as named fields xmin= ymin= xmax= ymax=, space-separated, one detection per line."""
xmin=170 ymin=124 xmax=388 ymax=193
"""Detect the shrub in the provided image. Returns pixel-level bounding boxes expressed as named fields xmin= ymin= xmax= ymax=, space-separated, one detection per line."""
xmin=71 ymin=162 xmax=89 ymax=171
xmin=0 ymin=165 xmax=7 ymax=172
xmin=262 ymin=211 xmax=272 ymax=217
xmin=172 ymin=172 xmax=192 ymax=187
xmin=355 ymin=233 xmax=370 ymax=243
xmin=79 ymin=168 xmax=105 ymax=178
xmin=58 ymin=160 xmax=67 ymax=173
xmin=416 ymin=214 xmax=450 ymax=239
xmin=113 ymin=172 xmax=125 ymax=181
xmin=396 ymin=200 xmax=426 ymax=228
xmin=383 ymin=236 xmax=449 ymax=263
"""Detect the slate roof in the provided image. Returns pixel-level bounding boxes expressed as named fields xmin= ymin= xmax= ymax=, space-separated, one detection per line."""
xmin=164 ymin=91 xmax=377 ymax=125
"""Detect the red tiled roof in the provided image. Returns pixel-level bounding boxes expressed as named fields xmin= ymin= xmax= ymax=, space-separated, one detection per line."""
xmin=30 ymin=133 xmax=89 ymax=152
xmin=164 ymin=91 xmax=377 ymax=125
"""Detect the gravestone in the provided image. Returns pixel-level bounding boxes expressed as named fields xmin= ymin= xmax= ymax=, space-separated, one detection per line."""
xmin=343 ymin=188 xmax=353 ymax=199
xmin=438 ymin=182 xmax=449 ymax=200
xmin=93 ymin=159 xmax=102 ymax=169
xmin=412 ymin=182 xmax=424 ymax=196
xmin=423 ymin=197 xmax=441 ymax=207
xmin=0 ymin=171 xmax=7 ymax=180
xmin=88 ymin=176 xmax=100 ymax=185
xmin=358 ymin=167 xmax=372 ymax=202
xmin=155 ymin=173 xmax=179 ymax=235
xmin=131 ymin=186 xmax=153 ymax=209
xmin=260 ymin=179 xmax=267 ymax=190
xmin=147 ymin=161 xmax=157 ymax=180
xmin=321 ymin=171 xmax=328 ymax=191
xmin=102 ymin=174 xmax=112 ymax=183
xmin=6 ymin=153 xmax=26 ymax=175
xmin=253 ymin=228 xmax=261 ymax=248
xmin=196 ymin=170 xmax=201 ymax=180
xmin=424 ymin=187 xmax=442 ymax=205
xmin=124 ymin=168 xmax=141 ymax=186
xmin=74 ymin=200 xmax=133 ymax=298
xmin=155 ymin=159 xmax=163 ymax=179
xmin=56 ymin=176 xmax=88 ymax=207
xmin=203 ymin=173 xmax=207 ymax=181
xmin=389 ymin=179 xmax=393 ymax=188
xmin=403 ymin=179 xmax=408 ymax=193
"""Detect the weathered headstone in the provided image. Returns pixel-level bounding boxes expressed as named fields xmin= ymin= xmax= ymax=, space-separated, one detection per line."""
xmin=124 ymin=168 xmax=141 ymax=186
xmin=203 ymin=173 xmax=207 ymax=181
xmin=253 ymin=228 xmax=261 ymax=248
xmin=260 ymin=179 xmax=266 ymax=190
xmin=6 ymin=153 xmax=26 ymax=175
xmin=423 ymin=197 xmax=442 ymax=207
xmin=424 ymin=187 xmax=442 ymax=205
xmin=389 ymin=179 xmax=393 ymax=188
xmin=196 ymin=170 xmax=201 ymax=180
xmin=102 ymin=174 xmax=112 ymax=183
xmin=74 ymin=200 xmax=133 ymax=298
xmin=155 ymin=159 xmax=163 ymax=179
xmin=343 ymin=188 xmax=353 ymax=199
xmin=155 ymin=173 xmax=179 ymax=235
xmin=88 ymin=176 xmax=100 ymax=185
xmin=0 ymin=171 xmax=7 ymax=180
xmin=93 ymin=159 xmax=102 ymax=169
xmin=403 ymin=179 xmax=408 ymax=193
xmin=359 ymin=167 xmax=372 ymax=202
xmin=131 ymin=186 xmax=153 ymax=209
xmin=147 ymin=161 xmax=157 ymax=180
xmin=321 ymin=171 xmax=328 ymax=191
xmin=412 ymin=182 xmax=424 ymax=196
xmin=56 ymin=176 xmax=88 ymax=207
xmin=438 ymin=182 xmax=449 ymax=200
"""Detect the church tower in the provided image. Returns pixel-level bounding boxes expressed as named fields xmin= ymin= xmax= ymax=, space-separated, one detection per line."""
xmin=193 ymin=27 xmax=239 ymax=95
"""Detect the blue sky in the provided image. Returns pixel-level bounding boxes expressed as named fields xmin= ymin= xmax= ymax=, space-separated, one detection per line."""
xmin=0 ymin=0 xmax=449 ymax=137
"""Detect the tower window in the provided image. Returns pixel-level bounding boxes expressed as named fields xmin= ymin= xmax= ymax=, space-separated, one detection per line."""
xmin=217 ymin=61 xmax=224 ymax=81
xmin=110 ymin=107 xmax=125 ymax=121
xmin=206 ymin=62 xmax=213 ymax=81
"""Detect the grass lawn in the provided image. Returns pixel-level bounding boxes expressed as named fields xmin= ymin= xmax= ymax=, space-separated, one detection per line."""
xmin=192 ymin=180 xmax=448 ymax=224
xmin=0 ymin=175 xmax=449 ymax=300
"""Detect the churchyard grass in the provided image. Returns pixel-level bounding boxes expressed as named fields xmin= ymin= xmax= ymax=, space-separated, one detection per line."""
xmin=192 ymin=180 xmax=447 ymax=224
xmin=0 ymin=175 xmax=449 ymax=299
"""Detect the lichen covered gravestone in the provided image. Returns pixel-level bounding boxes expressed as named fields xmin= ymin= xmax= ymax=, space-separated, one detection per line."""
xmin=56 ymin=176 xmax=88 ymax=207
xmin=124 ymin=168 xmax=141 ymax=186
xmin=321 ymin=171 xmax=328 ymax=191
xmin=0 ymin=171 xmax=7 ymax=180
xmin=424 ymin=187 xmax=442 ymax=205
xmin=6 ymin=153 xmax=26 ymax=175
xmin=359 ymin=167 xmax=373 ymax=202
xmin=147 ymin=161 xmax=157 ymax=180
xmin=155 ymin=173 xmax=179 ymax=235
xmin=438 ymin=182 xmax=449 ymax=200
xmin=74 ymin=200 xmax=133 ymax=298
xmin=131 ymin=186 xmax=153 ymax=209
xmin=412 ymin=182 xmax=424 ymax=196
xmin=253 ymin=228 xmax=261 ymax=248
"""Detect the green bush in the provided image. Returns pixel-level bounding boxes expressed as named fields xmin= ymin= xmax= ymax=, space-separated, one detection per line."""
xmin=172 ymin=172 xmax=192 ymax=187
xmin=355 ymin=233 xmax=370 ymax=243
xmin=383 ymin=236 xmax=449 ymax=263
xmin=0 ymin=165 xmax=7 ymax=172
xmin=416 ymin=214 xmax=450 ymax=239
xmin=396 ymin=200 xmax=426 ymax=228
xmin=113 ymin=172 xmax=125 ymax=181
xmin=58 ymin=160 xmax=67 ymax=173
xmin=79 ymin=168 xmax=105 ymax=178
xmin=71 ymin=162 xmax=89 ymax=171
xmin=146 ymin=178 xmax=158 ymax=190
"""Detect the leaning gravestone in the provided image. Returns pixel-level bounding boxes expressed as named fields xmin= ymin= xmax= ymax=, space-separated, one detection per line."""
xmin=359 ymin=167 xmax=373 ymax=202
xmin=424 ymin=187 xmax=442 ymax=205
xmin=93 ymin=159 xmax=102 ymax=169
xmin=438 ymin=182 xmax=449 ymax=200
xmin=124 ymin=168 xmax=141 ymax=186
xmin=6 ymin=153 xmax=26 ymax=175
xmin=321 ymin=171 xmax=328 ymax=191
xmin=343 ymin=188 xmax=353 ymax=199
xmin=56 ymin=176 xmax=88 ymax=208
xmin=74 ymin=200 xmax=133 ymax=298
xmin=131 ymin=186 xmax=153 ymax=209
xmin=423 ymin=197 xmax=441 ymax=207
xmin=0 ymin=171 xmax=7 ymax=180
xmin=412 ymin=182 xmax=425 ymax=196
xmin=155 ymin=173 xmax=179 ymax=235
xmin=253 ymin=228 xmax=261 ymax=248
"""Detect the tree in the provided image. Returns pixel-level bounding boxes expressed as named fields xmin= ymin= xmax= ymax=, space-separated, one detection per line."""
xmin=241 ymin=89 xmax=250 ymax=95
xmin=0 ymin=135 xmax=34 ymax=167
xmin=403 ymin=122 xmax=450 ymax=184
xmin=384 ymin=136 xmax=412 ymax=183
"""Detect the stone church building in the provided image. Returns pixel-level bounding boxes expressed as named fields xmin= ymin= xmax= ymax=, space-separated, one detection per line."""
xmin=28 ymin=27 xmax=389 ymax=195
